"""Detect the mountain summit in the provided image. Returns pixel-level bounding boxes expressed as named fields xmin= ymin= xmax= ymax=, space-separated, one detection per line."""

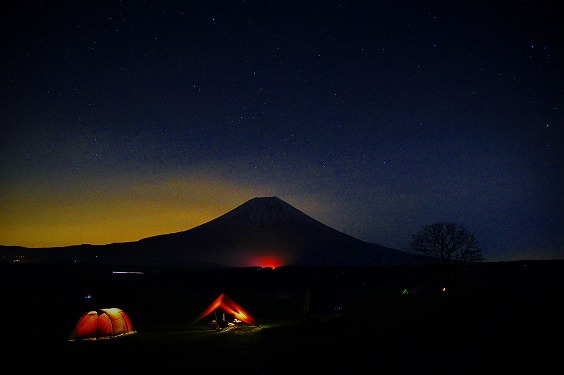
xmin=0 ymin=197 xmax=419 ymax=269
xmin=201 ymin=196 xmax=326 ymax=231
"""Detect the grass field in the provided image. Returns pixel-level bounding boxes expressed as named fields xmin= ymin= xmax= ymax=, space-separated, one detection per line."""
xmin=2 ymin=261 xmax=562 ymax=374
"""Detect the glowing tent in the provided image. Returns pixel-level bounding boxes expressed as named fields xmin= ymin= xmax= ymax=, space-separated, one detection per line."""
xmin=68 ymin=308 xmax=136 ymax=341
xmin=192 ymin=293 xmax=256 ymax=326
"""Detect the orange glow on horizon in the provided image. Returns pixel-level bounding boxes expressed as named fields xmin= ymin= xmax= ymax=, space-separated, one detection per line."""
xmin=0 ymin=173 xmax=279 ymax=248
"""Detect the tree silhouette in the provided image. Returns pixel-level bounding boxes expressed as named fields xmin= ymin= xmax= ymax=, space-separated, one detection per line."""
xmin=406 ymin=222 xmax=484 ymax=265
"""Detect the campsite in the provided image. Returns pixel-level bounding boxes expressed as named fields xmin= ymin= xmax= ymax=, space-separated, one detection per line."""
xmin=2 ymin=260 xmax=563 ymax=374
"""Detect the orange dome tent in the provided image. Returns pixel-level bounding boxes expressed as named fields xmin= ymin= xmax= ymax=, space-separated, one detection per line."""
xmin=68 ymin=308 xmax=136 ymax=341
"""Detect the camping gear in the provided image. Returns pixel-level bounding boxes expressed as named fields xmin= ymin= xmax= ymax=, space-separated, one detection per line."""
xmin=192 ymin=293 xmax=256 ymax=326
xmin=68 ymin=307 xmax=136 ymax=341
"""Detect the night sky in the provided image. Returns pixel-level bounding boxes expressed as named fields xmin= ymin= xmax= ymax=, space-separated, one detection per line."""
xmin=2 ymin=1 xmax=562 ymax=262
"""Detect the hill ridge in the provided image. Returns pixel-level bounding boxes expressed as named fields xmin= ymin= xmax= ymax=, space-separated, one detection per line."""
xmin=0 ymin=197 xmax=419 ymax=269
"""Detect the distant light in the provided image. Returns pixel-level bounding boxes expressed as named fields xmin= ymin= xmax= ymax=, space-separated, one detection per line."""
xmin=112 ymin=271 xmax=144 ymax=274
xmin=251 ymin=254 xmax=284 ymax=269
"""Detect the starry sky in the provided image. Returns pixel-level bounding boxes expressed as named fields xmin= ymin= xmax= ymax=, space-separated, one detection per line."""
xmin=1 ymin=0 xmax=562 ymax=262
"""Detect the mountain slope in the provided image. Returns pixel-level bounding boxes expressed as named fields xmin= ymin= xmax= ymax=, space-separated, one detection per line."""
xmin=0 ymin=197 xmax=420 ymax=268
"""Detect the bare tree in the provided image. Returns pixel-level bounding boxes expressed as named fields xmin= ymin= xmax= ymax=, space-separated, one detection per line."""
xmin=406 ymin=222 xmax=484 ymax=265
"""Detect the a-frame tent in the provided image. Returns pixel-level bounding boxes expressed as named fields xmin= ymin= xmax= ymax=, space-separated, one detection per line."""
xmin=191 ymin=293 xmax=256 ymax=326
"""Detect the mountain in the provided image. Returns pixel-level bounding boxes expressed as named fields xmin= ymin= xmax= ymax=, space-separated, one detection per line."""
xmin=0 ymin=197 xmax=421 ymax=269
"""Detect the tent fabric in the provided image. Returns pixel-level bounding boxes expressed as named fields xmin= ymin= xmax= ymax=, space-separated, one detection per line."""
xmin=192 ymin=293 xmax=256 ymax=325
xmin=68 ymin=308 xmax=136 ymax=341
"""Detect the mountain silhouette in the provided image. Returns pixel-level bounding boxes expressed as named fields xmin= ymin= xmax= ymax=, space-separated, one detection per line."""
xmin=0 ymin=197 xmax=420 ymax=269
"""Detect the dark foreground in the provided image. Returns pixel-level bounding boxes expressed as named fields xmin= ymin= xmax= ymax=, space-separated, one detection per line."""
xmin=2 ymin=260 xmax=563 ymax=374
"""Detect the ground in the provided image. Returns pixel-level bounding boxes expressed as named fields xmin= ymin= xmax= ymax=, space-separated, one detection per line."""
xmin=2 ymin=261 xmax=562 ymax=374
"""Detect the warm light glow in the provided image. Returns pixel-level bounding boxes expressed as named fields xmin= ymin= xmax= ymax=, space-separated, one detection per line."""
xmin=253 ymin=255 xmax=284 ymax=269
xmin=192 ymin=293 xmax=256 ymax=325
xmin=217 ymin=250 xmax=295 ymax=269
xmin=68 ymin=307 xmax=136 ymax=341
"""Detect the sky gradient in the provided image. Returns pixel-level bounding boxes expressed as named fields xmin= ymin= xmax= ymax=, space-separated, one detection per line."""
xmin=2 ymin=0 xmax=562 ymax=261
